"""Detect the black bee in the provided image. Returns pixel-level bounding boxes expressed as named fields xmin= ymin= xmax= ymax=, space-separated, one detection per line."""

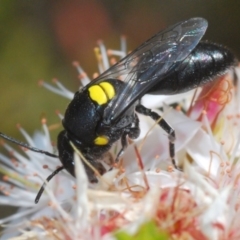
xmin=0 ymin=17 xmax=237 ymax=203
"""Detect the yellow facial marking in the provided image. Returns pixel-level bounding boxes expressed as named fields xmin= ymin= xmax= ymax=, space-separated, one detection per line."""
xmin=94 ymin=136 xmax=109 ymax=145
xmin=88 ymin=85 xmax=107 ymax=105
xmin=99 ymin=82 xmax=115 ymax=100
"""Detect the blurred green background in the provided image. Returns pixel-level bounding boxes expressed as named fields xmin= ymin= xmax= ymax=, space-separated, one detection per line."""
xmin=1 ymin=0 xmax=240 ymax=226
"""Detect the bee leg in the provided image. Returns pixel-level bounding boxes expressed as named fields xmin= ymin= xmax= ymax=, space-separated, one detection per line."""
xmin=128 ymin=114 xmax=140 ymax=139
xmin=135 ymin=104 xmax=181 ymax=171
xmin=115 ymin=132 xmax=128 ymax=162
xmin=115 ymin=115 xmax=140 ymax=162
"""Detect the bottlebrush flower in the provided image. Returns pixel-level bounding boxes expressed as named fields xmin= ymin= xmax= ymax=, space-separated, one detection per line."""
xmin=0 ymin=37 xmax=240 ymax=240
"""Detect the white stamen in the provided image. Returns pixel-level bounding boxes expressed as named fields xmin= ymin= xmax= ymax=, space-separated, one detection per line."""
xmin=120 ymin=35 xmax=127 ymax=57
xmin=40 ymin=81 xmax=74 ymax=99
xmin=98 ymin=40 xmax=110 ymax=71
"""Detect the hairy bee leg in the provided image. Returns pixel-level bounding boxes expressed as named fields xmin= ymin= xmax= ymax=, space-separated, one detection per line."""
xmin=115 ymin=115 xmax=140 ymax=162
xmin=135 ymin=104 xmax=181 ymax=170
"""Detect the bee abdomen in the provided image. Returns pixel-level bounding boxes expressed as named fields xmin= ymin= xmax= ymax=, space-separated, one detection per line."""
xmin=148 ymin=41 xmax=237 ymax=95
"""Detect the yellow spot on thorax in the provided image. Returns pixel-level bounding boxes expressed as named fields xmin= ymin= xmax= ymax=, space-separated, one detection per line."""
xmin=88 ymin=81 xmax=116 ymax=105
xmin=88 ymin=85 xmax=107 ymax=105
xmin=94 ymin=136 xmax=109 ymax=145
xmin=99 ymin=82 xmax=115 ymax=100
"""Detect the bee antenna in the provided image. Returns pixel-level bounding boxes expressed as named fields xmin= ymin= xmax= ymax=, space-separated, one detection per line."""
xmin=0 ymin=132 xmax=58 ymax=158
xmin=35 ymin=166 xmax=65 ymax=204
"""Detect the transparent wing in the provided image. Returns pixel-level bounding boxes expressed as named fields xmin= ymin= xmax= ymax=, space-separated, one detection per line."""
xmin=90 ymin=18 xmax=208 ymax=123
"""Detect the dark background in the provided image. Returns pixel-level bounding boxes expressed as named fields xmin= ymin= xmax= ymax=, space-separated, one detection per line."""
xmin=0 ymin=0 xmax=240 ymax=225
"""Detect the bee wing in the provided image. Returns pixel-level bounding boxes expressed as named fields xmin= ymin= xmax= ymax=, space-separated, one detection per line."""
xmin=91 ymin=18 xmax=208 ymax=123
